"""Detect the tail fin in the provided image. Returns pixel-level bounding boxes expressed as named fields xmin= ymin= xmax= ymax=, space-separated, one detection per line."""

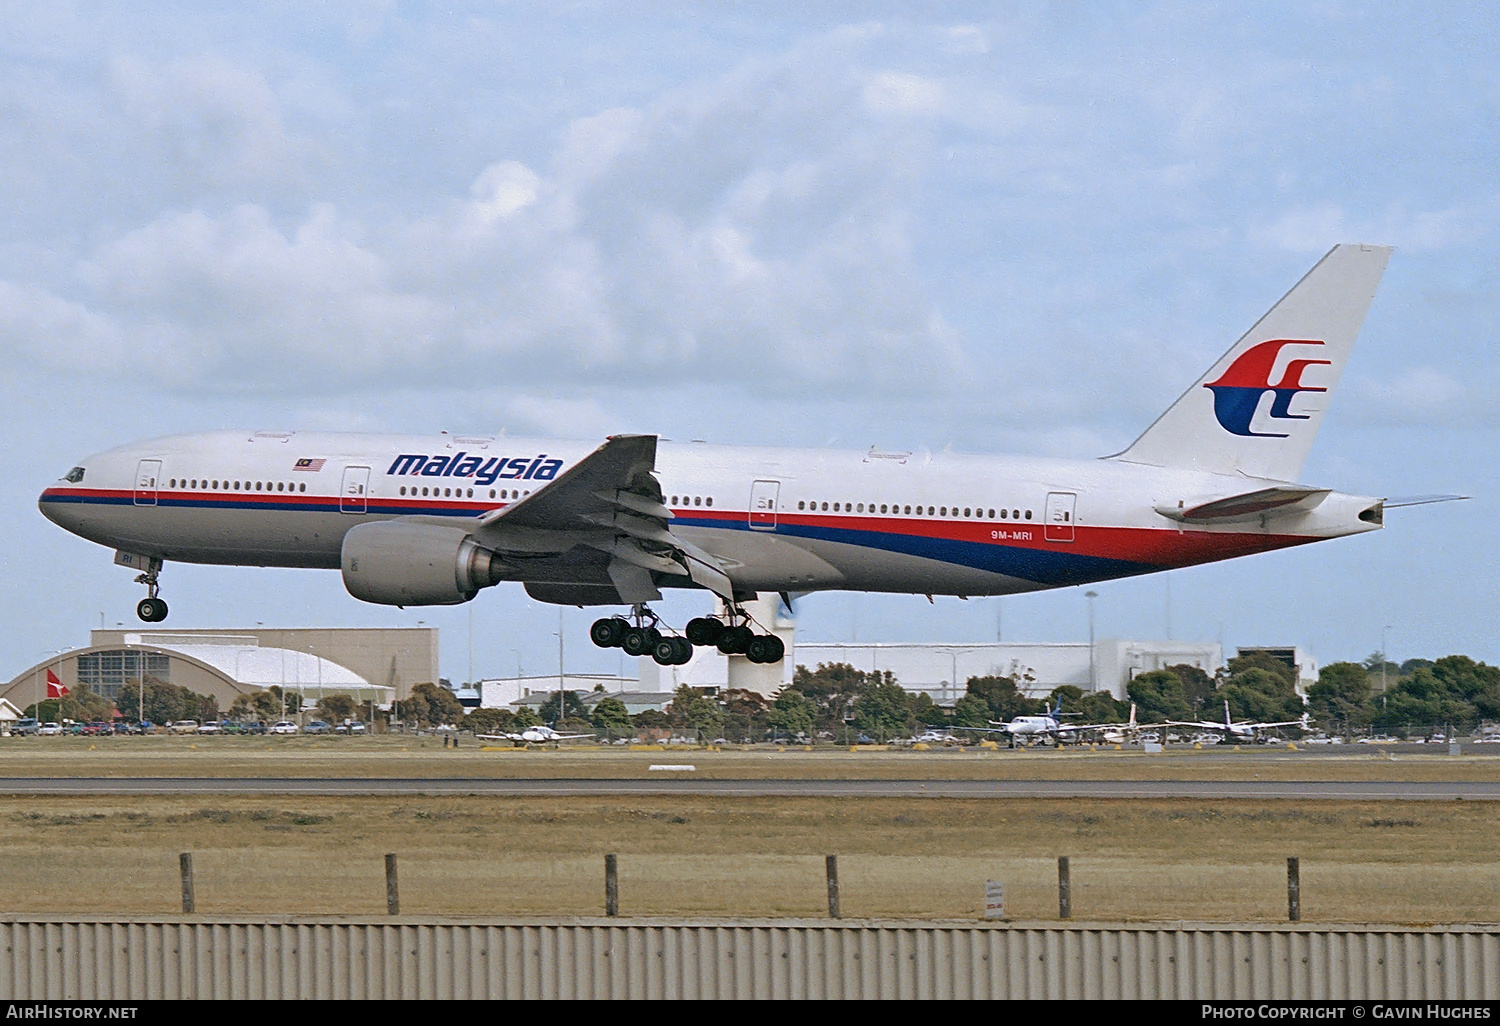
xmin=1110 ymin=244 xmax=1392 ymax=481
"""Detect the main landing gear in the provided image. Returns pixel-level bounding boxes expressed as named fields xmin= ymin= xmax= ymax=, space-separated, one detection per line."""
xmin=134 ymin=558 xmax=168 ymax=623
xmin=590 ymin=605 xmax=785 ymax=666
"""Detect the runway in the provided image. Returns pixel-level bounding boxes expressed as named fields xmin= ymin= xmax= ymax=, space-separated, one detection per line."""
xmin=2 ymin=777 xmax=1497 ymax=799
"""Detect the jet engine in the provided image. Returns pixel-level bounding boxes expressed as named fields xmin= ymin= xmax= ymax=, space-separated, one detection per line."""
xmin=340 ymin=520 xmax=507 ymax=606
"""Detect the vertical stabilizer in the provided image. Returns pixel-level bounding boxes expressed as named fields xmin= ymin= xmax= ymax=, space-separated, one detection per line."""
xmin=1110 ymin=244 xmax=1391 ymax=481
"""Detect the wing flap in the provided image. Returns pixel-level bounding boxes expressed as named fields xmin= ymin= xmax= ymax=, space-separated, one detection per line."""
xmin=474 ymin=433 xmax=736 ymax=602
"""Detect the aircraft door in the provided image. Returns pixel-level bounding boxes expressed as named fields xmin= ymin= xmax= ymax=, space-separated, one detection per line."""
xmin=748 ymin=479 xmax=780 ymax=531
xmin=133 ymin=460 xmax=162 ymax=506
xmin=1044 ymin=491 xmax=1076 ymax=542
xmin=340 ymin=466 xmax=370 ymax=514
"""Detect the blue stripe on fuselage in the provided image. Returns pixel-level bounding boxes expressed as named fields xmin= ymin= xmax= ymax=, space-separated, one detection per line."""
xmin=672 ymin=514 xmax=1156 ymax=586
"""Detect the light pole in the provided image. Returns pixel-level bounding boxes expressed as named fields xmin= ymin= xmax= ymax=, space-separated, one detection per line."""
xmin=1381 ymin=625 xmax=1391 ymax=694
xmin=1085 ymin=591 xmax=1099 ymax=692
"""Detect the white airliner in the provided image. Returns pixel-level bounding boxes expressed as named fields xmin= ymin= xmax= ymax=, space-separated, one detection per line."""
xmin=1167 ymin=700 xmax=1311 ymax=745
xmin=39 ymin=245 xmax=1439 ymax=668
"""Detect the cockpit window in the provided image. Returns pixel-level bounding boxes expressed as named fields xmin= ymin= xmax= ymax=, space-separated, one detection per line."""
xmin=64 ymin=467 xmax=85 ymax=484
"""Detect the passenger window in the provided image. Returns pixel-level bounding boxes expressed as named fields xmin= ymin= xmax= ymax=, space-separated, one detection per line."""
xmin=705 ymin=497 xmax=712 ymax=507
xmin=467 ymin=488 xmax=473 ymax=497
xmin=940 ymin=507 xmax=946 ymax=516
xmin=694 ymin=496 xmax=702 ymax=506
xmin=988 ymin=509 xmax=995 ymax=518
xmin=1025 ymin=510 xmax=1032 ymax=520
xmin=821 ymin=502 xmax=829 ymax=511
xmin=798 ymin=501 xmax=805 ymax=510
xmin=964 ymin=508 xmax=971 ymax=517
xmin=1064 ymin=511 xmax=1070 ymax=521
xmin=490 ymin=489 xmax=496 ymax=498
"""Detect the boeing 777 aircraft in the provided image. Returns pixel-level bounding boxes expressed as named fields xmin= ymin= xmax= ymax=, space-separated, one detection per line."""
xmin=40 ymin=245 xmax=1435 ymax=668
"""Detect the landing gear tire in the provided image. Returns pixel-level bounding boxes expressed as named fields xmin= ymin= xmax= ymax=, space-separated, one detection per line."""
xmin=685 ymin=617 xmax=723 ymax=646
xmin=716 ymin=625 xmax=753 ymax=655
xmin=652 ymin=636 xmax=694 ymax=666
xmin=746 ymin=633 xmax=785 ymax=664
xmin=136 ymin=597 xmax=168 ymax=623
xmin=621 ymin=625 xmax=661 ymax=657
xmin=590 ymin=617 xmax=628 ymax=648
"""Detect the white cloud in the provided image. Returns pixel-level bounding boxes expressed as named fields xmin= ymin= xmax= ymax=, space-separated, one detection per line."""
xmin=863 ymin=71 xmax=946 ymax=116
xmin=469 ymin=161 xmax=542 ymax=224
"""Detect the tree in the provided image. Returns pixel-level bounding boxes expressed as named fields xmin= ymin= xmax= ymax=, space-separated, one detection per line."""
xmin=1218 ymin=667 xmax=1304 ymax=723
xmin=963 ymin=675 xmax=1043 ymax=722
xmin=537 ymin=690 xmax=590 ymax=724
xmin=395 ymin=682 xmax=465 ymax=726
xmin=1225 ymin=651 xmax=1298 ymax=689
xmin=512 ymin=706 xmax=541 ymax=729
xmin=792 ymin=663 xmax=879 ymax=728
xmin=590 ymin=697 xmax=632 ymax=731
xmin=668 ymin=685 xmax=722 ymax=737
xmin=465 ymin=708 xmax=518 ymax=736
xmin=113 ymin=676 xmax=217 ymax=724
xmin=1307 ymin=662 xmax=1371 ymax=730
xmin=852 ymin=678 xmax=914 ymax=738
xmin=765 ymin=688 xmax=815 ymax=739
xmin=1072 ymin=689 xmax=1129 ymax=723
xmin=631 ymin=708 xmax=670 ymax=730
xmin=1164 ymin=664 xmax=1216 ymax=715
xmin=1127 ymin=670 xmax=1194 ymax=722
xmin=30 ymin=687 xmax=113 ymax=724
xmin=315 ymin=694 xmax=357 ymax=723
xmin=950 ymin=693 xmax=993 ymax=728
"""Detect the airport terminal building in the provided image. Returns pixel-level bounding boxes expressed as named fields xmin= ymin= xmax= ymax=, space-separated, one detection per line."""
xmin=2 ymin=627 xmax=438 ymax=716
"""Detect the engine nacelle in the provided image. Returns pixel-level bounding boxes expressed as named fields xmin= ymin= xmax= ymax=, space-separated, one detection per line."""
xmin=340 ymin=520 xmax=506 ymax=606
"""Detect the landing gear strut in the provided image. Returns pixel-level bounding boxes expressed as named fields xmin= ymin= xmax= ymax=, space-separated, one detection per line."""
xmin=134 ymin=559 xmax=168 ymax=623
xmin=591 ymin=604 xmax=784 ymax=665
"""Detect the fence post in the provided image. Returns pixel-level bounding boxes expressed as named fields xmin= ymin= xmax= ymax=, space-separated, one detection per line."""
xmin=826 ymin=855 xmax=841 ymax=919
xmin=179 ymin=852 xmax=195 ymax=914
xmin=1287 ymin=857 xmax=1301 ymax=922
xmin=605 ymin=854 xmax=619 ymax=917
xmin=1057 ymin=856 xmax=1071 ymax=919
xmin=385 ymin=853 xmax=400 ymax=915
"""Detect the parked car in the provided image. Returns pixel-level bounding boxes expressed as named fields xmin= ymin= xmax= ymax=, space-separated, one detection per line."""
xmin=13 ymin=718 xmax=40 ymax=736
xmin=243 ymin=721 xmax=268 ymax=735
xmin=196 ymin=721 xmax=221 ymax=735
xmin=124 ymin=720 xmax=155 ymax=735
xmin=269 ymin=721 xmax=299 ymax=735
xmin=169 ymin=720 xmax=199 ymax=734
xmin=304 ymin=720 xmax=332 ymax=735
xmin=334 ymin=720 xmax=367 ymax=735
xmin=38 ymin=722 xmax=64 ymax=736
xmin=81 ymin=722 xmax=112 ymax=736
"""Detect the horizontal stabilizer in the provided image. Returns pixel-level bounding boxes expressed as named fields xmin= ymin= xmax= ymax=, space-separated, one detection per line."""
xmin=1382 ymin=494 xmax=1470 ymax=509
xmin=1156 ymin=486 xmax=1330 ymax=524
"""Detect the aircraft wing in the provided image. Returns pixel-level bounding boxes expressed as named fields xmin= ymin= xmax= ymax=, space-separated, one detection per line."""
xmin=470 ymin=434 xmax=734 ymax=604
xmin=1155 ymin=486 xmax=1330 ymax=525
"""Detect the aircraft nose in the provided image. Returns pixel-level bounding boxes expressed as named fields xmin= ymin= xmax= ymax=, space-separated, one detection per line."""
xmin=38 ymin=486 xmax=83 ymax=532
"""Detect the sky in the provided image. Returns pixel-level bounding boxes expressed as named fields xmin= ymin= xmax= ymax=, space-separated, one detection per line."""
xmin=2 ymin=2 xmax=1496 ymax=685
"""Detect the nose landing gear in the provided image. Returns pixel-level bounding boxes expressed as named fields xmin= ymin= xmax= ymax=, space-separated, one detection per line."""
xmin=134 ymin=559 xmax=168 ymax=623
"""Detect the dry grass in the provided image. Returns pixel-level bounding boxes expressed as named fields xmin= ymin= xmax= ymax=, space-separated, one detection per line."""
xmin=1 ymin=795 xmax=1497 ymax=923
xmin=3 ymin=735 xmax=1500 ymax=781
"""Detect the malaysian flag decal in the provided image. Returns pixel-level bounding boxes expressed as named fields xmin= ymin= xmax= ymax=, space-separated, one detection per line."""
xmin=293 ymin=458 xmax=327 ymax=472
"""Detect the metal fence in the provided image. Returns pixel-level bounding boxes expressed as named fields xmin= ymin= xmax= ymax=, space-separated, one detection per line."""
xmin=2 ymin=917 xmax=1497 ymax=1000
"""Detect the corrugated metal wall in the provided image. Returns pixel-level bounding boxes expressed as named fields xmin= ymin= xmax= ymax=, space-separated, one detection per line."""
xmin=2 ymin=918 xmax=1497 ymax=999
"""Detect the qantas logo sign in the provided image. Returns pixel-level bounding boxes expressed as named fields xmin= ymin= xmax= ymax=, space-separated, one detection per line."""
xmin=1203 ymin=339 xmax=1330 ymax=437
xmin=386 ymin=452 xmax=564 ymax=485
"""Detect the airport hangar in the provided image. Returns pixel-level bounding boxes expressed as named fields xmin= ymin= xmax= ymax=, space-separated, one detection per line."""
xmin=1 ymin=627 xmax=435 ymax=716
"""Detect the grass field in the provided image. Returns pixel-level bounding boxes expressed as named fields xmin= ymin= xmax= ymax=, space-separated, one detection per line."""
xmin=3 ymin=739 xmax=1497 ymax=923
xmin=3 ymin=734 xmax=1500 ymax=781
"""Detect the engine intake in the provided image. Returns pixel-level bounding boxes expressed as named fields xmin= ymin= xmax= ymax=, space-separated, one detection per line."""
xmin=341 ymin=520 xmax=507 ymax=606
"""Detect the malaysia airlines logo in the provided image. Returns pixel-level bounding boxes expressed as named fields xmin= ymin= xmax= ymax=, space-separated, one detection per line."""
xmin=1203 ymin=339 xmax=1330 ymax=437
